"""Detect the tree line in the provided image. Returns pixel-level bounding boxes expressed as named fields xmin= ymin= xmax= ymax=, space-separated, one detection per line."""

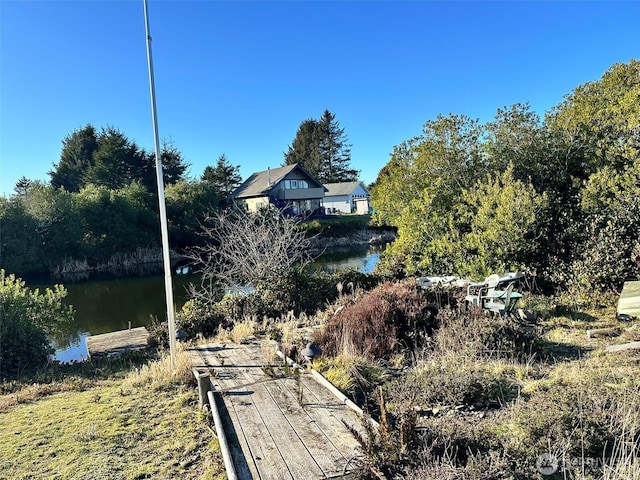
xmin=0 ymin=110 xmax=358 ymax=277
xmin=1 ymin=131 xmax=243 ymax=276
xmin=370 ymin=60 xmax=640 ymax=302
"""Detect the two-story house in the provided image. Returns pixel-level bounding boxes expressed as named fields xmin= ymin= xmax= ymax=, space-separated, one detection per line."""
xmin=229 ymin=164 xmax=327 ymax=215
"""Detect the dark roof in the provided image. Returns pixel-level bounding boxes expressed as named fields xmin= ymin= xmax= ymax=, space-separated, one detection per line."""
xmin=230 ymin=164 xmax=326 ymax=199
xmin=324 ymin=181 xmax=369 ymax=197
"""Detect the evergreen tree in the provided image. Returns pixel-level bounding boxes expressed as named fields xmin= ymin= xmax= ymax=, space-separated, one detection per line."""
xmin=284 ymin=110 xmax=359 ymax=183
xmin=14 ymin=177 xmax=32 ymax=196
xmin=317 ymin=110 xmax=358 ymax=183
xmin=84 ymin=127 xmax=146 ymax=190
xmin=201 ymin=154 xmax=242 ymax=198
xmin=49 ymin=124 xmax=98 ymax=192
xmin=141 ymin=140 xmax=190 ymax=192
xmin=51 ymin=126 xmax=188 ymax=191
xmin=284 ymin=119 xmax=323 ymax=177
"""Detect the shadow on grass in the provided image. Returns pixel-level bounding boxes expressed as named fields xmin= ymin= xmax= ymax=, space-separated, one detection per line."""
xmin=557 ymin=310 xmax=601 ymax=323
xmin=1 ymin=349 xmax=157 ymax=395
xmin=539 ymin=338 xmax=591 ymax=360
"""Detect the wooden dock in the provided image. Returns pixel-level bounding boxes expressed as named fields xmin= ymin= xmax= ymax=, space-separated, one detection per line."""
xmin=188 ymin=339 xmax=364 ymax=479
xmin=618 ymin=281 xmax=640 ymax=319
xmin=85 ymin=326 xmax=150 ymax=359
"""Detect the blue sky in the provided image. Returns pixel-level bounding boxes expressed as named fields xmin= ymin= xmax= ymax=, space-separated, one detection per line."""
xmin=1 ymin=1 xmax=638 ymax=196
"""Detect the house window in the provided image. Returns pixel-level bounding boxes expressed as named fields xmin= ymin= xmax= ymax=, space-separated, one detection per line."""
xmin=283 ymin=179 xmax=309 ymax=189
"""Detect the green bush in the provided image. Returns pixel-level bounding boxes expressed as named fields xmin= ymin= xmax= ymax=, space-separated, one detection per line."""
xmin=176 ymin=299 xmax=229 ymax=339
xmin=259 ymin=269 xmax=382 ymax=317
xmin=0 ymin=270 xmax=74 ymax=379
xmin=299 ymin=215 xmax=372 ymax=238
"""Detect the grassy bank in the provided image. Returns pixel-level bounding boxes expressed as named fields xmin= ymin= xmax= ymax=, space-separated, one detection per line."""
xmin=0 ymin=347 xmax=224 ymax=480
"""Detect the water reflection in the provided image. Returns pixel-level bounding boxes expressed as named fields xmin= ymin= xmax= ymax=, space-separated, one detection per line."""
xmin=306 ymin=247 xmax=381 ymax=274
xmin=33 ymin=247 xmax=380 ymax=362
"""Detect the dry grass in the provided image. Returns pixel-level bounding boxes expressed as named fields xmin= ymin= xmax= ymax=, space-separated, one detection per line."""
xmin=121 ymin=342 xmax=193 ymax=391
xmin=214 ymin=316 xmax=260 ymax=343
xmin=318 ymin=283 xmax=640 ymax=479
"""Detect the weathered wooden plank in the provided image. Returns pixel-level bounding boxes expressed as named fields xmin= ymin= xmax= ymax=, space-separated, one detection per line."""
xmin=191 ymin=341 xmax=365 ymax=479
xmin=586 ymin=328 xmax=621 ymax=338
xmin=263 ymin=377 xmax=354 ymax=477
xmin=296 ymin=374 xmax=367 ymax=455
xmin=246 ymin=382 xmax=324 ymax=479
xmin=206 ymin=345 xmax=296 ymax=480
xmin=187 ymin=347 xmax=259 ymax=479
xmin=85 ymin=327 xmax=149 ymax=358
xmin=226 ymin=386 xmax=293 ymax=480
xmin=212 ymin=392 xmax=256 ymax=480
xmin=300 ymin=373 xmax=368 ymax=432
xmin=605 ymin=341 xmax=640 ymax=353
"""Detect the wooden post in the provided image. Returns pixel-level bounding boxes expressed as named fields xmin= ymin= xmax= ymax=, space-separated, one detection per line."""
xmin=586 ymin=328 xmax=620 ymax=339
xmin=193 ymin=368 xmax=210 ymax=408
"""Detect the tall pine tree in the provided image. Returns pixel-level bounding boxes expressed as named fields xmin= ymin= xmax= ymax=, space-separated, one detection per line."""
xmin=49 ymin=124 xmax=98 ymax=192
xmin=284 ymin=110 xmax=358 ymax=183
xmin=201 ymin=154 xmax=242 ymax=198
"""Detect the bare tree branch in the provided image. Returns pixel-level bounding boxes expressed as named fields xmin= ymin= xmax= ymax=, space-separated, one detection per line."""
xmin=188 ymin=208 xmax=317 ymax=303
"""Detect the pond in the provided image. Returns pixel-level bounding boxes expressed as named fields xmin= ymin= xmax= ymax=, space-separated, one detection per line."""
xmin=32 ymin=246 xmax=381 ymax=362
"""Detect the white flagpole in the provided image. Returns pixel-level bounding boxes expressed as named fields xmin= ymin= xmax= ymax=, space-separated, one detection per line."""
xmin=143 ymin=0 xmax=177 ymax=367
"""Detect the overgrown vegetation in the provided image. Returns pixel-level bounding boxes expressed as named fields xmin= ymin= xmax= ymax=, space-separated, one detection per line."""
xmin=2 ymin=60 xmax=639 ymax=480
xmin=306 ymin=284 xmax=640 ymax=480
xmin=312 ymin=279 xmax=438 ymax=359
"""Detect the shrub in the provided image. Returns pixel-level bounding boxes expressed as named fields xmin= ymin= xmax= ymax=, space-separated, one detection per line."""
xmin=299 ymin=215 xmax=372 ymax=238
xmin=150 ymin=297 xmax=233 ymax=346
xmin=176 ymin=299 xmax=229 ymax=339
xmin=313 ymin=279 xmax=437 ymax=359
xmin=433 ymin=307 xmax=543 ymax=361
xmin=210 ymin=269 xmax=383 ymax=322
xmin=386 ymin=356 xmax=519 ymax=411
xmin=0 ymin=270 xmax=74 ymax=379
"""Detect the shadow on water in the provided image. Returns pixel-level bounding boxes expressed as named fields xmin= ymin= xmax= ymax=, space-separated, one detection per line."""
xmin=30 ymin=248 xmax=382 ymax=362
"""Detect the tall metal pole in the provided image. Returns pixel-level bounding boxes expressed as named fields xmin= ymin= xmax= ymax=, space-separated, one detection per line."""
xmin=143 ymin=0 xmax=177 ymax=367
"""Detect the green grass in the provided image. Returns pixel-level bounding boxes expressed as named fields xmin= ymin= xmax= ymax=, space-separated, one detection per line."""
xmin=0 ymin=348 xmax=224 ymax=480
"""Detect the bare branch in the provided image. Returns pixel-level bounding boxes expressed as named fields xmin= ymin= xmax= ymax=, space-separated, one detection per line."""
xmin=188 ymin=208 xmax=317 ymax=302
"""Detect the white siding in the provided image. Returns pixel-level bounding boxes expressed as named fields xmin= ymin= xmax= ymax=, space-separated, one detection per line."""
xmin=324 ymin=184 xmax=370 ymax=214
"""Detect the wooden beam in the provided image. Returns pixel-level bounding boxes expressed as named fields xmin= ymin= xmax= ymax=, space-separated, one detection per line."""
xmin=605 ymin=341 xmax=640 ymax=353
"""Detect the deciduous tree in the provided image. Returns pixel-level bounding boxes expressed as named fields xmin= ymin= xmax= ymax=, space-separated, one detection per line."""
xmin=188 ymin=208 xmax=315 ymax=302
xmin=0 ymin=270 xmax=74 ymax=379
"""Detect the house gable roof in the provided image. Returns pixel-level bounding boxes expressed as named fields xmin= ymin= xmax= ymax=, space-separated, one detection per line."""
xmin=323 ymin=181 xmax=369 ymax=197
xmin=230 ymin=164 xmax=326 ymax=199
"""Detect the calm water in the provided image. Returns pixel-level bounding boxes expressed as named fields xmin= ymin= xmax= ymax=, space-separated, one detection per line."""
xmin=32 ymin=247 xmax=381 ymax=362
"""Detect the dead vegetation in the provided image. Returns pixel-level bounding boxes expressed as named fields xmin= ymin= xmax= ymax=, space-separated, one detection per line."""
xmin=303 ymin=280 xmax=640 ymax=480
